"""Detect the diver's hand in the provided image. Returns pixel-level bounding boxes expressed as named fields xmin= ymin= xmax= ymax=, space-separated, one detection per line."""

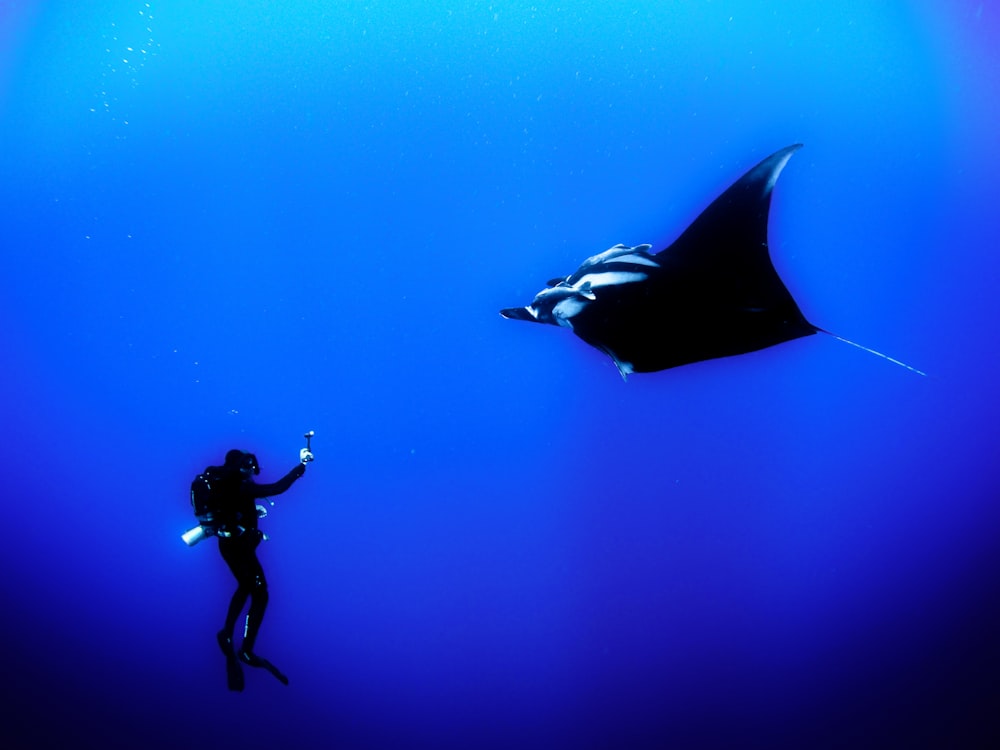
xmin=291 ymin=462 xmax=306 ymax=479
xmin=299 ymin=448 xmax=314 ymax=464
xmin=256 ymin=504 xmax=268 ymax=519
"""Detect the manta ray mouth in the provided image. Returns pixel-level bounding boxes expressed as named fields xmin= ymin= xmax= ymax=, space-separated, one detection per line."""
xmin=500 ymin=307 xmax=538 ymax=322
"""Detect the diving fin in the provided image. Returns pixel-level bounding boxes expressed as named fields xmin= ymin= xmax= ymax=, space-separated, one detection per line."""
xmin=217 ymin=630 xmax=245 ymax=692
xmin=239 ymin=650 xmax=289 ymax=686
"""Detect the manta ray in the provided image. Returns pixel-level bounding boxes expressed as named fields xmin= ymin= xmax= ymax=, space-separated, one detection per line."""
xmin=501 ymin=144 xmax=925 ymax=379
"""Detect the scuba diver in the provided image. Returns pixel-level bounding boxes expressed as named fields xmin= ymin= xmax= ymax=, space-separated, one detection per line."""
xmin=187 ymin=437 xmax=313 ymax=691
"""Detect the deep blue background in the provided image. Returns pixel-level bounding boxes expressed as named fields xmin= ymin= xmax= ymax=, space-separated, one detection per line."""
xmin=2 ymin=2 xmax=998 ymax=748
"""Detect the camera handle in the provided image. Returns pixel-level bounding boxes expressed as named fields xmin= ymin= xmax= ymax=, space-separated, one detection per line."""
xmin=300 ymin=430 xmax=315 ymax=464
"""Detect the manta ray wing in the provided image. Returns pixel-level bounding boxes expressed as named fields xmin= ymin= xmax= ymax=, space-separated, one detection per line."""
xmin=584 ymin=144 xmax=817 ymax=373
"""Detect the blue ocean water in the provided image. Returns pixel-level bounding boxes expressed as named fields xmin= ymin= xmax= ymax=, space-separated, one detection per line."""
xmin=2 ymin=1 xmax=998 ymax=747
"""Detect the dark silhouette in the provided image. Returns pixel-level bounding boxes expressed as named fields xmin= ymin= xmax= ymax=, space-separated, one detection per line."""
xmin=208 ymin=449 xmax=307 ymax=690
xmin=501 ymin=144 xmax=925 ymax=378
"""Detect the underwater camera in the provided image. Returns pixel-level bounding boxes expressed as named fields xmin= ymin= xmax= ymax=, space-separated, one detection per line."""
xmin=300 ymin=430 xmax=315 ymax=464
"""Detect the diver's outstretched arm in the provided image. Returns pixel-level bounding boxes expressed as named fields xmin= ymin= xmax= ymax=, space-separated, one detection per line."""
xmin=248 ymin=463 xmax=306 ymax=499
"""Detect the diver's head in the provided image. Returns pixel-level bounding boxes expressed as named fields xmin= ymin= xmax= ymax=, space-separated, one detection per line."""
xmin=225 ymin=449 xmax=260 ymax=478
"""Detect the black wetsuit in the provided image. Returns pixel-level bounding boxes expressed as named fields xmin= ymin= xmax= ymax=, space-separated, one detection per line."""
xmin=213 ymin=463 xmax=305 ymax=661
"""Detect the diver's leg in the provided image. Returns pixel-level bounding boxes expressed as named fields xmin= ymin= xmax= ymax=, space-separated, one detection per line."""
xmin=240 ymin=569 xmax=268 ymax=652
xmin=223 ymin=586 xmax=250 ymax=640
xmin=216 ymin=628 xmax=245 ymax=692
xmin=237 ymin=550 xmax=288 ymax=685
xmin=237 ymin=541 xmax=268 ymax=651
xmin=216 ymin=538 xmax=253 ymax=691
xmin=219 ymin=539 xmax=253 ymax=638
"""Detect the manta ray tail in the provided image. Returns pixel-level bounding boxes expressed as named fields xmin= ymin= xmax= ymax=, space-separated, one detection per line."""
xmin=816 ymin=328 xmax=927 ymax=376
